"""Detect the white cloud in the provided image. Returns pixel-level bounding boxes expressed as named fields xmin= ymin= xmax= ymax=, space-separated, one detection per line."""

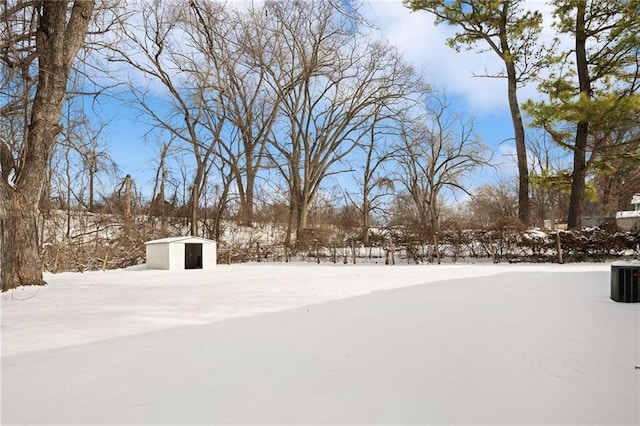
xmin=363 ymin=1 xmax=508 ymax=113
xmin=362 ymin=0 xmax=566 ymax=114
xmin=495 ymin=142 xmax=520 ymax=176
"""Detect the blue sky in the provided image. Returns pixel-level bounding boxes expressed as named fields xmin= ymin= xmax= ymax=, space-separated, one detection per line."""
xmin=97 ymin=0 xmax=556 ymax=199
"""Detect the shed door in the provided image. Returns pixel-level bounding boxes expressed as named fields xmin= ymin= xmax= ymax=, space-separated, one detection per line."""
xmin=185 ymin=243 xmax=203 ymax=269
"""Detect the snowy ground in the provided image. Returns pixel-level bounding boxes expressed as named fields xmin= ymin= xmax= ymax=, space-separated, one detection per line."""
xmin=2 ymin=262 xmax=639 ymax=424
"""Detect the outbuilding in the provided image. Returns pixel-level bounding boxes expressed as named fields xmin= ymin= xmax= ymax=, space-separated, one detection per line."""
xmin=144 ymin=236 xmax=217 ymax=270
xmin=616 ymin=193 xmax=640 ymax=231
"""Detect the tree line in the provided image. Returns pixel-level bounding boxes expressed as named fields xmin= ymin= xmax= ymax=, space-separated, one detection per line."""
xmin=1 ymin=0 xmax=639 ymax=290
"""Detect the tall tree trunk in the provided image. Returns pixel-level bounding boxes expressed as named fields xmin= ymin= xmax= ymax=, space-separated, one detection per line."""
xmin=88 ymin=159 xmax=95 ymax=212
xmin=362 ymin=192 xmax=370 ymax=247
xmin=285 ymin=195 xmax=296 ymax=247
xmin=190 ymin=164 xmax=205 ymax=237
xmin=190 ymin=184 xmax=199 ymax=237
xmin=1 ymin=194 xmax=46 ymax=288
xmin=429 ymin=201 xmax=441 ymax=265
xmin=296 ymin=194 xmax=310 ymax=248
xmin=246 ymin=172 xmax=255 ymax=224
xmin=160 ymin=170 xmax=167 ymax=236
xmin=568 ymin=0 xmax=590 ymax=230
xmin=568 ymin=126 xmax=588 ymax=229
xmin=65 ymin=142 xmax=72 ymax=238
xmin=123 ymin=174 xmax=132 ymax=235
xmin=210 ymin=176 xmax=232 ymax=241
xmin=506 ymin=62 xmax=530 ymax=224
xmin=499 ymin=2 xmax=530 ymax=225
xmin=241 ymin=168 xmax=255 ymax=225
xmin=1 ymin=1 xmax=94 ymax=291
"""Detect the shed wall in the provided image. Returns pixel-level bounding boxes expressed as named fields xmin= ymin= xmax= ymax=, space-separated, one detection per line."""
xmin=169 ymin=243 xmax=185 ymax=270
xmin=146 ymin=244 xmax=170 ymax=270
xmin=202 ymin=243 xmax=217 ymax=269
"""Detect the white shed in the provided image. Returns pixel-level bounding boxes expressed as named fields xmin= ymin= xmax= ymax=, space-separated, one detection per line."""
xmin=144 ymin=236 xmax=217 ymax=270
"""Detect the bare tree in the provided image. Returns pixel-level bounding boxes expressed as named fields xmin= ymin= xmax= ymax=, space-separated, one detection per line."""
xmin=201 ymin=155 xmax=234 ymax=241
xmin=186 ymin=1 xmax=281 ymax=226
xmin=80 ymin=128 xmax=116 ymax=212
xmin=1 ymin=0 xmax=95 ymax=290
xmin=259 ymin=1 xmax=415 ymax=247
xmin=54 ymin=94 xmax=116 ymax=213
xmin=345 ymin=106 xmax=401 ymax=246
xmin=394 ymin=90 xmax=491 ymax=264
xmin=148 ymin=140 xmax=172 ymax=235
xmin=527 ymin=131 xmax=571 ymax=228
xmin=465 ymin=180 xmax=518 ymax=229
xmin=110 ymin=0 xmax=224 ymax=237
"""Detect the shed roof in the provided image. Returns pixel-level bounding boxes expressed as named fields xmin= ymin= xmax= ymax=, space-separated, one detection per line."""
xmin=632 ymin=193 xmax=640 ymax=205
xmin=144 ymin=236 xmax=216 ymax=245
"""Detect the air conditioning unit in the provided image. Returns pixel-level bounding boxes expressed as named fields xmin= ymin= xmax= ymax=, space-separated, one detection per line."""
xmin=611 ymin=262 xmax=640 ymax=303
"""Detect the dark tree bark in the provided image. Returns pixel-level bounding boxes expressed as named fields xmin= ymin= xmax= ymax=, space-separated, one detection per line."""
xmin=123 ymin=174 xmax=133 ymax=235
xmin=1 ymin=1 xmax=94 ymax=291
xmin=503 ymin=47 xmax=530 ymax=225
xmin=567 ymin=0 xmax=589 ymax=229
xmin=1 ymin=194 xmax=46 ymax=287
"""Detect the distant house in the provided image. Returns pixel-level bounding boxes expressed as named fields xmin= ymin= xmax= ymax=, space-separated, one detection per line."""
xmin=615 ymin=194 xmax=640 ymax=231
xmin=145 ymin=236 xmax=217 ymax=270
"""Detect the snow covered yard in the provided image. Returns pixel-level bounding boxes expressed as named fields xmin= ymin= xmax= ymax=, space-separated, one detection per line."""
xmin=1 ymin=262 xmax=639 ymax=424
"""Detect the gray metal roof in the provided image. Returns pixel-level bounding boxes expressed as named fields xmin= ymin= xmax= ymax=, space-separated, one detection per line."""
xmin=144 ymin=236 xmax=216 ymax=245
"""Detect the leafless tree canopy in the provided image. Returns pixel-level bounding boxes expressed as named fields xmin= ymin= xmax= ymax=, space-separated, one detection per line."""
xmin=394 ymin=90 xmax=491 ymax=263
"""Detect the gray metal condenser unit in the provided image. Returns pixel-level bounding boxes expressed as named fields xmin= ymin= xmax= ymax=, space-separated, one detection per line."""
xmin=611 ymin=263 xmax=640 ymax=303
